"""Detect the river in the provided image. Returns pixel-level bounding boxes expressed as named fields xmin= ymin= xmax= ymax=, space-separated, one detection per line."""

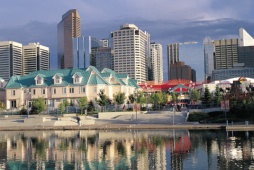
xmin=0 ymin=130 xmax=253 ymax=169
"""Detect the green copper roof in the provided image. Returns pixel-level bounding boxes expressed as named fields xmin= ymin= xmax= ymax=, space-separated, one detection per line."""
xmin=5 ymin=66 xmax=140 ymax=89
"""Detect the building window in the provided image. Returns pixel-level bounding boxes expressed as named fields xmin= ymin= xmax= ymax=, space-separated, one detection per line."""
xmin=81 ymin=86 xmax=85 ymax=93
xmin=94 ymin=87 xmax=97 ymax=93
xmin=33 ymin=89 xmax=36 ymax=95
xmin=75 ymin=77 xmax=80 ymax=83
xmin=56 ymin=78 xmax=60 ymax=84
xmin=11 ymin=100 xmax=16 ymax=108
xmin=54 ymin=88 xmax=56 ymax=94
xmin=12 ymin=90 xmax=16 ymax=96
xmin=42 ymin=89 xmax=45 ymax=95
xmin=63 ymin=87 xmax=66 ymax=94
xmin=70 ymin=88 xmax=74 ymax=93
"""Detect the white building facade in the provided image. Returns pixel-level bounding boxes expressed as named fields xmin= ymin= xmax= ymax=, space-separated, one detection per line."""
xmin=151 ymin=42 xmax=163 ymax=83
xmin=111 ymin=24 xmax=150 ymax=83
xmin=23 ymin=43 xmax=50 ymax=75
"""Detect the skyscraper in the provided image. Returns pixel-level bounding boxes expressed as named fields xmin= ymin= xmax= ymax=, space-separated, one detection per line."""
xmin=214 ymin=39 xmax=238 ymax=70
xmin=167 ymin=43 xmax=179 ymax=80
xmin=203 ymin=37 xmax=214 ymax=81
xmin=0 ymin=41 xmax=22 ymax=81
xmin=150 ymin=47 xmax=158 ymax=82
xmin=150 ymin=42 xmax=163 ymax=83
xmin=111 ymin=24 xmax=150 ymax=83
xmin=57 ymin=9 xmax=81 ymax=69
xmin=92 ymin=47 xmax=112 ymax=71
xmin=23 ymin=43 xmax=50 ymax=75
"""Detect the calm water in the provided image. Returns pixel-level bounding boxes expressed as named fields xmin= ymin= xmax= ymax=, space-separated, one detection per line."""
xmin=0 ymin=129 xmax=253 ymax=170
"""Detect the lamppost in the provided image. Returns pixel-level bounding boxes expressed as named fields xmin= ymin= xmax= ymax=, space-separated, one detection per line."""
xmin=144 ymin=83 xmax=152 ymax=111
xmin=26 ymin=89 xmax=30 ymax=118
xmin=135 ymin=88 xmax=138 ymax=125
xmin=221 ymin=87 xmax=228 ymax=126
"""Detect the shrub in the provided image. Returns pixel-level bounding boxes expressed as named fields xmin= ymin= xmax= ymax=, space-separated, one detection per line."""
xmin=207 ymin=111 xmax=224 ymax=118
xmin=188 ymin=112 xmax=209 ymax=122
xmin=20 ymin=108 xmax=27 ymax=115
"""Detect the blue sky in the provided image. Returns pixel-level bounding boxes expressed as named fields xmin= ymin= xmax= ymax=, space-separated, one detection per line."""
xmin=0 ymin=0 xmax=254 ymax=81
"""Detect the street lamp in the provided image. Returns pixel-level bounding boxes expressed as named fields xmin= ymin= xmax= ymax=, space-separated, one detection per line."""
xmin=220 ymin=87 xmax=228 ymax=126
xmin=134 ymin=88 xmax=138 ymax=125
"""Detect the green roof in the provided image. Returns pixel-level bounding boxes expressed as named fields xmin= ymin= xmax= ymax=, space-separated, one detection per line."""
xmin=5 ymin=66 xmax=140 ymax=89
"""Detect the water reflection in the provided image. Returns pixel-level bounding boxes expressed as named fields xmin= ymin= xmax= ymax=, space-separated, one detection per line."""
xmin=0 ymin=130 xmax=254 ymax=169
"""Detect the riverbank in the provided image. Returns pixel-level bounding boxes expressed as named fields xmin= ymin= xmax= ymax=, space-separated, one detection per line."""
xmin=0 ymin=112 xmax=253 ymax=131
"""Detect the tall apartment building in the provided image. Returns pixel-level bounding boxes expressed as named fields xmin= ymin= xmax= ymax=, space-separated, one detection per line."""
xmin=203 ymin=37 xmax=214 ymax=81
xmin=0 ymin=41 xmax=23 ymax=81
xmin=149 ymin=47 xmax=158 ymax=82
xmin=111 ymin=24 xmax=150 ymax=83
xmin=167 ymin=43 xmax=179 ymax=80
xmin=57 ymin=9 xmax=81 ymax=69
xmin=150 ymin=42 xmax=163 ymax=83
xmin=214 ymin=39 xmax=238 ymax=70
xmin=23 ymin=43 xmax=49 ymax=75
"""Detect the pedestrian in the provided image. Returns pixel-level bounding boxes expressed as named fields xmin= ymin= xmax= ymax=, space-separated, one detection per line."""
xmin=77 ymin=116 xmax=81 ymax=126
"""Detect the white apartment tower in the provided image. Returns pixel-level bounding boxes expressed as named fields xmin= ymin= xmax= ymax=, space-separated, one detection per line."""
xmin=23 ymin=43 xmax=49 ymax=75
xmin=111 ymin=24 xmax=150 ymax=83
xmin=150 ymin=47 xmax=158 ymax=82
xmin=151 ymin=42 xmax=163 ymax=83
xmin=0 ymin=41 xmax=23 ymax=81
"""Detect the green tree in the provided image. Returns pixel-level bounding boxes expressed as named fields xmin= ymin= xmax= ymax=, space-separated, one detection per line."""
xmin=97 ymin=89 xmax=109 ymax=112
xmin=190 ymin=89 xmax=200 ymax=104
xmin=128 ymin=94 xmax=135 ymax=104
xmin=87 ymin=100 xmax=95 ymax=112
xmin=156 ymin=92 xmax=164 ymax=109
xmin=201 ymin=86 xmax=211 ymax=106
xmin=213 ymin=85 xmax=222 ymax=106
xmin=58 ymin=102 xmax=65 ymax=115
xmin=171 ymin=92 xmax=178 ymax=104
xmin=30 ymin=97 xmax=46 ymax=114
xmin=0 ymin=102 xmax=5 ymax=113
xmin=113 ymin=92 xmax=126 ymax=111
xmin=136 ymin=91 xmax=146 ymax=109
xmin=162 ymin=93 xmax=169 ymax=105
xmin=78 ymin=97 xmax=88 ymax=114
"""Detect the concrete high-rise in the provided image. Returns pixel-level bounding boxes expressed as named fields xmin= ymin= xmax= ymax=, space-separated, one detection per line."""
xmin=23 ymin=43 xmax=50 ymax=75
xmin=58 ymin=9 xmax=81 ymax=69
xmin=167 ymin=43 xmax=179 ymax=80
xmin=0 ymin=41 xmax=23 ymax=81
xmin=111 ymin=24 xmax=150 ymax=83
xmin=170 ymin=62 xmax=195 ymax=81
xmin=151 ymin=42 xmax=163 ymax=83
xmin=214 ymin=39 xmax=238 ymax=70
xmin=203 ymin=37 xmax=214 ymax=81
xmin=149 ymin=47 xmax=158 ymax=82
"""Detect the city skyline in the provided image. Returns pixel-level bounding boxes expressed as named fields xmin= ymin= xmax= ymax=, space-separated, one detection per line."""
xmin=0 ymin=1 xmax=254 ymax=81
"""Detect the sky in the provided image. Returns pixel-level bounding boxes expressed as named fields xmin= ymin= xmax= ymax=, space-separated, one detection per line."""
xmin=1 ymin=0 xmax=254 ymax=81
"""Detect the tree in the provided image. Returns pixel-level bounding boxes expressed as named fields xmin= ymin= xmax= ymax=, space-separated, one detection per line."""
xmin=30 ymin=97 xmax=46 ymax=114
xmin=128 ymin=94 xmax=135 ymax=104
xmin=171 ymin=92 xmax=178 ymax=104
xmin=155 ymin=92 xmax=164 ymax=109
xmin=136 ymin=91 xmax=146 ymax=109
xmin=97 ymin=89 xmax=109 ymax=112
xmin=213 ymin=85 xmax=222 ymax=106
xmin=87 ymin=100 xmax=95 ymax=112
xmin=0 ymin=102 xmax=5 ymax=112
xmin=190 ymin=89 xmax=200 ymax=104
xmin=201 ymin=86 xmax=211 ymax=106
xmin=58 ymin=102 xmax=65 ymax=115
xmin=113 ymin=92 xmax=126 ymax=111
xmin=78 ymin=97 xmax=88 ymax=114
xmin=162 ymin=93 xmax=169 ymax=106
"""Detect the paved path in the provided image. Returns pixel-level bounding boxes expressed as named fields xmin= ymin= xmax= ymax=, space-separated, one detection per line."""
xmin=0 ymin=111 xmax=252 ymax=131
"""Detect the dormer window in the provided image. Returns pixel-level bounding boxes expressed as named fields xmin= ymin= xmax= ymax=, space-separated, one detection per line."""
xmin=35 ymin=74 xmax=45 ymax=85
xmin=53 ymin=73 xmax=63 ymax=85
xmin=72 ymin=72 xmax=82 ymax=84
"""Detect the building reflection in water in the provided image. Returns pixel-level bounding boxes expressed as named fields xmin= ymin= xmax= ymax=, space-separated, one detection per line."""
xmin=1 ymin=130 xmax=254 ymax=169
